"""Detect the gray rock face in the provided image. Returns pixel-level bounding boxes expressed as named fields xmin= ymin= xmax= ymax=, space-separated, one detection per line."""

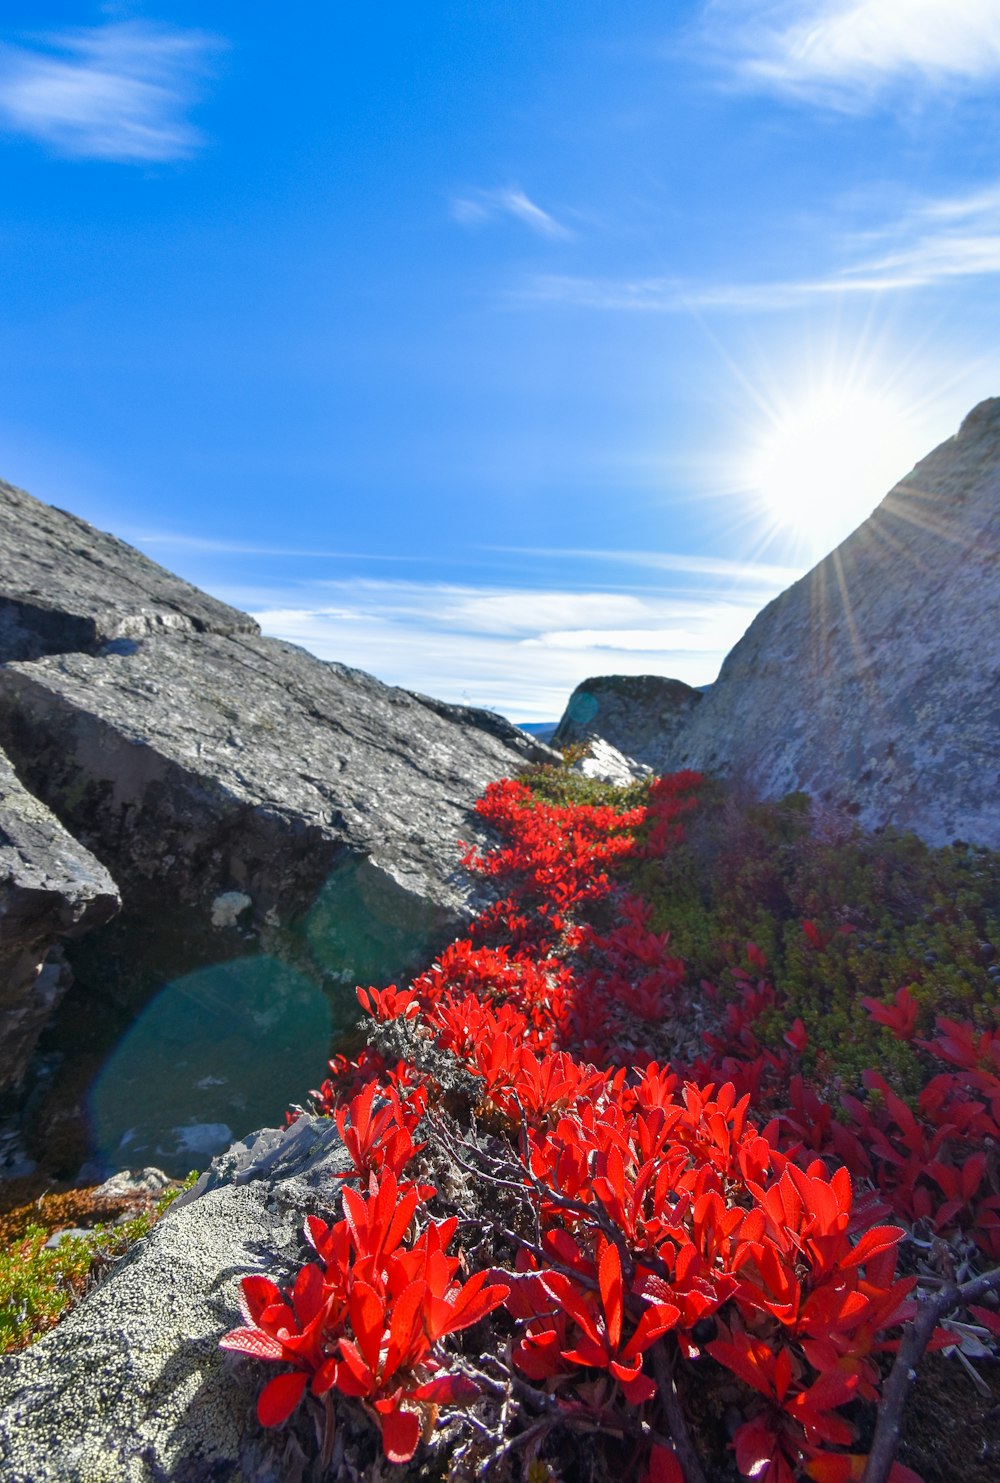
xmin=553 ymin=674 xmax=703 ymax=771
xmin=0 ymin=745 xmax=120 ymax=1095
xmin=0 ymin=1117 xmax=354 ymax=1482
xmin=671 ymin=397 xmax=1000 ymax=845
xmin=0 ymin=629 xmax=552 ymax=935
xmin=0 ymin=476 xmax=258 ymax=663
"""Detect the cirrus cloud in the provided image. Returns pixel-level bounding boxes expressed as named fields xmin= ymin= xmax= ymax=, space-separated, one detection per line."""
xmin=702 ymin=0 xmax=1000 ymax=107
xmin=0 ymin=21 xmax=222 ymax=162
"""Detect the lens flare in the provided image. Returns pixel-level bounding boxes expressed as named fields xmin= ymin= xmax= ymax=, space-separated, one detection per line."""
xmin=749 ymin=386 xmax=923 ymax=557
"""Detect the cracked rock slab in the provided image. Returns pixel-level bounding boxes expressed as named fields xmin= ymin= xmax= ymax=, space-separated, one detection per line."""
xmin=0 ymin=628 xmax=554 ymax=937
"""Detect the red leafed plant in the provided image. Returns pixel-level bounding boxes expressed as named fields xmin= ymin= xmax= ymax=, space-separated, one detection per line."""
xmin=222 ymin=767 xmax=1000 ymax=1480
xmin=220 ymin=1168 xmax=508 ymax=1463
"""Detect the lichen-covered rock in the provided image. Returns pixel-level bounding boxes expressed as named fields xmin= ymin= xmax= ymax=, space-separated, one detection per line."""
xmin=0 ymin=745 xmax=120 ymax=1095
xmin=0 ymin=476 xmax=258 ymax=663
xmin=671 ymin=398 xmax=1000 ymax=846
xmin=0 ymin=1118 xmax=354 ymax=1482
xmin=553 ymin=674 xmax=703 ymax=772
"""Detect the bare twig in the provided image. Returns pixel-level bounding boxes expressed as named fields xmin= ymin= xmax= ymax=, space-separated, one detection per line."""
xmin=652 ymin=1341 xmax=709 ymax=1483
xmin=862 ymin=1266 xmax=1000 ymax=1483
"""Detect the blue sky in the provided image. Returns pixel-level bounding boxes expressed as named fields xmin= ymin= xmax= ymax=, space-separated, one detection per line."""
xmin=2 ymin=2 xmax=999 ymax=720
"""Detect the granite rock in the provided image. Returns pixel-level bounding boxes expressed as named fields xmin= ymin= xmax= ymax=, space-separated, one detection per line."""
xmin=671 ymin=398 xmax=1000 ymax=845
xmin=0 ymin=1118 xmax=358 ymax=1482
xmin=554 ymin=674 xmax=703 ymax=772
xmin=0 ymin=476 xmax=257 ymax=664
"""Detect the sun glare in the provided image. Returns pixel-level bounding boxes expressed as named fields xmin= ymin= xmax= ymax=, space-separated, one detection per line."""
xmin=750 ymin=387 xmax=922 ymax=558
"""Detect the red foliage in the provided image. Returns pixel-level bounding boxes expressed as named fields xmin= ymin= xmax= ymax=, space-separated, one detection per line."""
xmin=225 ymin=768 xmax=1000 ymax=1477
xmin=220 ymin=1168 xmax=508 ymax=1461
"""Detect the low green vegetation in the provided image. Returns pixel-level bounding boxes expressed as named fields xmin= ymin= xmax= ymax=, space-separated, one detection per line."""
xmin=0 ymin=1174 xmax=196 ymax=1355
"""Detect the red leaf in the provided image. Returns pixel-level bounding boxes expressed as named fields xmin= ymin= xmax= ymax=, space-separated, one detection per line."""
xmin=842 ymin=1225 xmax=904 ymax=1268
xmin=734 ymin=1416 xmax=779 ymax=1478
xmin=239 ymin=1274 xmax=284 ymax=1325
xmin=642 ymin=1445 xmax=685 ymax=1483
xmin=219 ymin=1326 xmax=286 ymax=1362
xmin=411 ymin=1373 xmax=481 ymax=1404
xmin=257 ymin=1370 xmax=307 ymax=1427
xmin=599 ymin=1241 xmax=624 ymax=1349
xmin=349 ymin=1280 xmax=385 ymax=1375
xmin=387 ymin=1279 xmax=427 ymax=1375
xmin=969 ymin=1303 xmax=1000 ymax=1338
xmin=375 ymin=1401 xmax=421 ymax=1464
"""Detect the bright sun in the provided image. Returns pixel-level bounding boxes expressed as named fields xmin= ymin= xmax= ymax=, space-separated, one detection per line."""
xmin=750 ymin=387 xmax=922 ymax=557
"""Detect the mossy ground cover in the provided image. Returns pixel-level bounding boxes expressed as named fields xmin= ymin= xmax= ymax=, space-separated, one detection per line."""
xmin=0 ymin=1174 xmax=194 ymax=1354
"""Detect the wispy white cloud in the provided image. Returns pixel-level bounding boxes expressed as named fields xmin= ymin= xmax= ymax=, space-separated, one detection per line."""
xmin=132 ymin=529 xmax=801 ymax=587
xmin=493 ymin=545 xmax=803 ymax=586
xmin=516 ymin=272 xmax=827 ymax=314
xmin=131 ymin=531 xmax=425 ymax=561
xmin=704 ymin=0 xmax=1000 ymax=106
xmin=451 ymin=187 xmax=574 ymax=240
xmin=517 ymin=178 xmax=1000 ymax=312
xmin=841 ymin=185 xmax=1000 ymax=287
xmin=206 ymin=574 xmax=793 ymax=721
xmin=0 ymin=21 xmax=220 ymax=162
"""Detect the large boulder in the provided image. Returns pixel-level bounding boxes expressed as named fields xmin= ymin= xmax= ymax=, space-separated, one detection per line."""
xmin=553 ymin=674 xmax=703 ymax=773
xmin=0 ymin=745 xmax=120 ymax=1096
xmin=0 ymin=1117 xmax=355 ymax=1482
xmin=671 ymin=397 xmax=1000 ymax=845
xmin=0 ymin=475 xmax=258 ymax=663
xmin=0 ymin=477 xmax=556 ymax=1173
xmin=0 ymin=630 xmax=550 ymax=936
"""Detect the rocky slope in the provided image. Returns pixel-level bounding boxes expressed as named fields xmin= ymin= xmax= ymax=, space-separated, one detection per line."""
xmin=0 ymin=476 xmax=257 ymax=662
xmin=668 ymin=398 xmax=1000 ymax=844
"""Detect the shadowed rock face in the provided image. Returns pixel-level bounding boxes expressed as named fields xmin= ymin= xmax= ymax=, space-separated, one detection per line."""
xmin=0 ymin=476 xmax=258 ymax=663
xmin=670 ymin=397 xmax=1000 ymax=846
xmin=0 ymin=746 xmax=120 ymax=1096
xmin=553 ymin=674 xmax=703 ymax=772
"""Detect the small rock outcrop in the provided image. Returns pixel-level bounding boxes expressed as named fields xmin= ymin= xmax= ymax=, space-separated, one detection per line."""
xmin=569 ymin=736 xmax=651 ymax=786
xmin=671 ymin=398 xmax=1000 ymax=845
xmin=0 ymin=745 xmax=120 ymax=1096
xmin=0 ymin=476 xmax=257 ymax=662
xmin=0 ymin=1118 xmax=353 ymax=1482
xmin=553 ymin=674 xmax=703 ymax=772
